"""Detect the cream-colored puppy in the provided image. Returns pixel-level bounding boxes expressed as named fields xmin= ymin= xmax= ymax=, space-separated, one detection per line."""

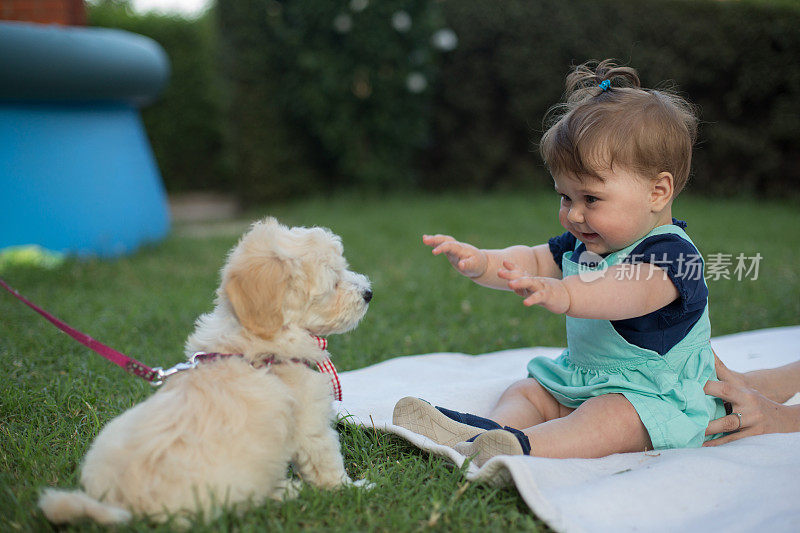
xmin=39 ymin=217 xmax=372 ymax=525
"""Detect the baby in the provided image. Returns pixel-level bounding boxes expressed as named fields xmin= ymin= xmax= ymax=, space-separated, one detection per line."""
xmin=394 ymin=60 xmax=725 ymax=464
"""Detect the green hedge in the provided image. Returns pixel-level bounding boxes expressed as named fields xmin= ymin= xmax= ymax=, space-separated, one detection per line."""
xmin=92 ymin=0 xmax=799 ymax=201
xmin=88 ymin=1 xmax=228 ymax=193
xmin=220 ymin=0 xmax=799 ymax=201
xmin=217 ymin=0 xmax=451 ymax=201
xmin=428 ymin=0 xmax=800 ymax=197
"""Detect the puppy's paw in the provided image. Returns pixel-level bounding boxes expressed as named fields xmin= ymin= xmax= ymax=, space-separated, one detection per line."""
xmin=345 ymin=478 xmax=375 ymax=491
xmin=272 ymin=478 xmax=303 ymax=501
xmin=284 ymin=479 xmax=304 ymax=499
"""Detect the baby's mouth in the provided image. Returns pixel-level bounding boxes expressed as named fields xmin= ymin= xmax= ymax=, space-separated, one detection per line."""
xmin=580 ymin=232 xmax=600 ymax=240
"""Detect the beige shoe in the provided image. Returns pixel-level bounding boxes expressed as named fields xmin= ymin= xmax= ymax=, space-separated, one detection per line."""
xmin=392 ymin=397 xmax=481 ymax=446
xmin=452 ymin=429 xmax=525 ymax=467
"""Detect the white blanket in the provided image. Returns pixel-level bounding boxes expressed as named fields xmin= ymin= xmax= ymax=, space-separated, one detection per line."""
xmin=336 ymin=326 xmax=800 ymax=533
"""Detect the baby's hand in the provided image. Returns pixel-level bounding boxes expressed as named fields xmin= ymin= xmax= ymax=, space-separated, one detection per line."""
xmin=505 ymin=269 xmax=571 ymax=315
xmin=423 ymin=234 xmax=488 ymax=278
xmin=498 ymin=260 xmax=529 ymax=296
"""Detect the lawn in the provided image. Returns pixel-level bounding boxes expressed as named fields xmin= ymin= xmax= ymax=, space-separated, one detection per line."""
xmin=1 ymin=191 xmax=798 ymax=531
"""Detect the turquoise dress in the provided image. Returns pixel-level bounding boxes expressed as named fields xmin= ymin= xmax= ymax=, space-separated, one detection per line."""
xmin=527 ymin=224 xmax=726 ymax=449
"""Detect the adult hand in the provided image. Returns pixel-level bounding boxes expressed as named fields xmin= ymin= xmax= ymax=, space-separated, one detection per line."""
xmin=703 ymin=353 xmax=792 ymax=446
xmin=423 ymin=234 xmax=488 ymax=278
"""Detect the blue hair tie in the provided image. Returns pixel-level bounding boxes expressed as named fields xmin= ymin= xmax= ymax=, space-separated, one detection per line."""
xmin=598 ymin=79 xmax=611 ymax=92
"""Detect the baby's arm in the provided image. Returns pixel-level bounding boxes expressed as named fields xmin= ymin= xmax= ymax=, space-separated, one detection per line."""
xmin=423 ymin=234 xmax=561 ymax=290
xmin=503 ymin=263 xmax=679 ymax=319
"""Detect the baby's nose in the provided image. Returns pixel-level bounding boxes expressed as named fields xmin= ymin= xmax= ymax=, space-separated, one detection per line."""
xmin=567 ymin=207 xmax=584 ymax=223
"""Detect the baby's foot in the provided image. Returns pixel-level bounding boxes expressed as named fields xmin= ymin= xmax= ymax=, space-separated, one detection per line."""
xmin=392 ymin=397 xmax=483 ymax=446
xmin=453 ymin=428 xmax=530 ymax=467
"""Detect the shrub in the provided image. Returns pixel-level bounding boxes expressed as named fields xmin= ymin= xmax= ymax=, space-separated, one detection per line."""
xmin=428 ymin=0 xmax=800 ymax=197
xmin=92 ymin=0 xmax=800 ymax=201
xmin=220 ymin=0 xmax=799 ymax=201
xmin=88 ymin=0 xmax=228 ymax=193
xmin=217 ymin=0 xmax=454 ymax=202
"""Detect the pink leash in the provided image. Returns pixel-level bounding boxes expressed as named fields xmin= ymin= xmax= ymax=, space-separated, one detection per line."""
xmin=0 ymin=276 xmax=343 ymax=397
xmin=1 ymin=276 xmax=162 ymax=382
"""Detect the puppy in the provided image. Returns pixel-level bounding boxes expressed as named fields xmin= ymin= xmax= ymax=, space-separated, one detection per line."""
xmin=39 ymin=217 xmax=372 ymax=524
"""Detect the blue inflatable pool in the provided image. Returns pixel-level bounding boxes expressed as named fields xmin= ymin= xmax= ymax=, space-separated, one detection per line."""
xmin=0 ymin=21 xmax=171 ymax=257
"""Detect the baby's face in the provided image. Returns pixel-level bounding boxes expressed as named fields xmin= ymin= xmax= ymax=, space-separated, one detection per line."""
xmin=553 ymin=167 xmax=664 ymax=255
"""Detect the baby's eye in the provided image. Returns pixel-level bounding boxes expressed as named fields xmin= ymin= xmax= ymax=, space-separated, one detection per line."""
xmin=560 ymin=194 xmax=571 ymax=204
xmin=585 ymin=195 xmax=599 ymax=204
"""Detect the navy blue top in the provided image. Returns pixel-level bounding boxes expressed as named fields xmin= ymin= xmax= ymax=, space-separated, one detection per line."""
xmin=547 ymin=219 xmax=708 ymax=355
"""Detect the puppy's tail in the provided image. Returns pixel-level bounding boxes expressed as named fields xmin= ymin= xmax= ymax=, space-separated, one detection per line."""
xmin=38 ymin=488 xmax=132 ymax=525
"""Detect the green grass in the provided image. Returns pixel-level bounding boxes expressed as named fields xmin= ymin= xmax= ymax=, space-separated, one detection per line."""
xmin=1 ymin=191 xmax=798 ymax=531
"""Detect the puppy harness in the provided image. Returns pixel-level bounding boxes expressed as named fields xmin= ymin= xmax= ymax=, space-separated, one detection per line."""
xmin=183 ymin=338 xmax=343 ymax=401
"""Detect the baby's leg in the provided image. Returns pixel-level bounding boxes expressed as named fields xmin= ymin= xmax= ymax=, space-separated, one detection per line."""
xmin=524 ymin=393 xmax=652 ymax=458
xmin=489 ymin=378 xmax=574 ymax=429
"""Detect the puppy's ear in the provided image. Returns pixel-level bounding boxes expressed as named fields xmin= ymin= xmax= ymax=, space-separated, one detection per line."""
xmin=224 ymin=256 xmax=287 ymax=339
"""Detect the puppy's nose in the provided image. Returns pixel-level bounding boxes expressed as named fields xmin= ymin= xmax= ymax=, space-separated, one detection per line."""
xmin=363 ymin=290 xmax=373 ymax=303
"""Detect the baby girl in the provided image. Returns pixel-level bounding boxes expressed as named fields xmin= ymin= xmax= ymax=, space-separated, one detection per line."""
xmin=394 ymin=59 xmax=724 ymax=464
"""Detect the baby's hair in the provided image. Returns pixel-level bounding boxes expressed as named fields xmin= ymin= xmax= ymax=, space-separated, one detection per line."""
xmin=540 ymin=59 xmax=698 ymax=196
